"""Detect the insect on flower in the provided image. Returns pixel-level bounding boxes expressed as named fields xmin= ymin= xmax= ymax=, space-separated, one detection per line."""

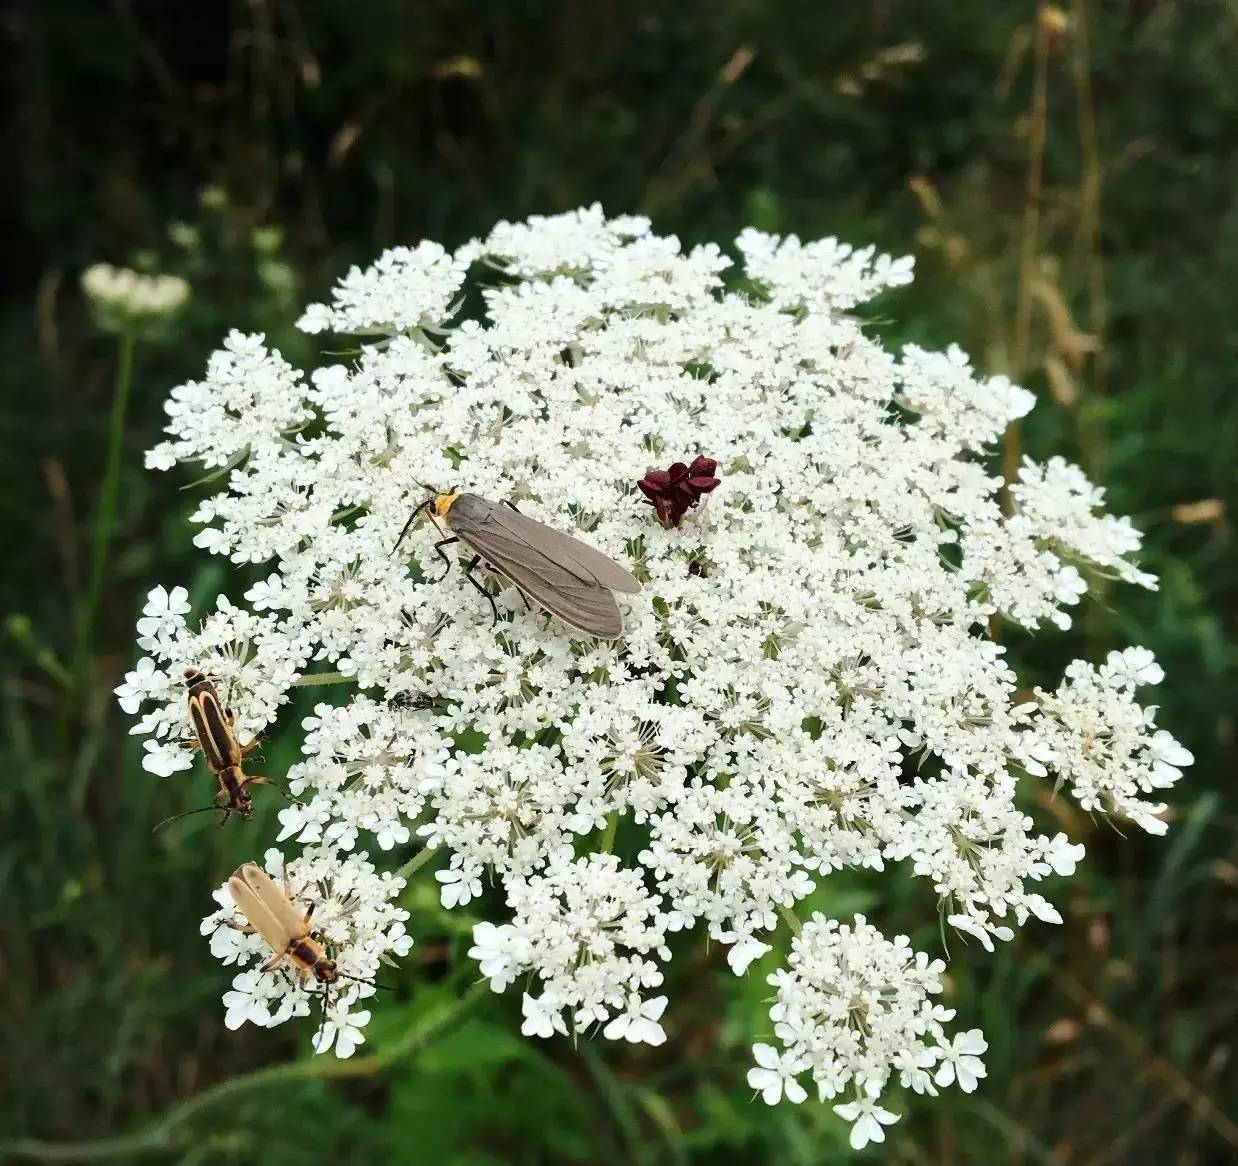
xmin=153 ymin=668 xmax=291 ymax=831
xmin=393 ymin=491 xmax=641 ymax=639
xmin=221 ymin=863 xmax=385 ymax=1008
xmin=222 ymin=863 xmax=341 ymax=987
xmin=389 ymin=689 xmax=436 ymax=712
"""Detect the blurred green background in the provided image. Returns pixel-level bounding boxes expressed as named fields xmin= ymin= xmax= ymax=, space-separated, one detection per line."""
xmin=3 ymin=2 xmax=1236 ymax=1163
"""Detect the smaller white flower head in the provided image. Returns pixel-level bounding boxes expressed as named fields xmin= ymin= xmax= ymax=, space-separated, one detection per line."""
xmin=747 ymin=1043 xmax=808 ymax=1106
xmin=934 ymin=1028 xmax=988 ymax=1092
xmin=834 ymin=1093 xmax=901 ymax=1150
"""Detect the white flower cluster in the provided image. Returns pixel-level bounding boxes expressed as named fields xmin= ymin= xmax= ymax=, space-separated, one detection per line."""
xmin=296 ymin=241 xmax=468 ymax=336
xmin=469 ymin=851 xmax=670 ymax=1043
xmin=201 ymin=846 xmax=413 ymax=1057
xmin=146 ymin=332 xmax=313 ymax=472
xmin=1033 ymin=647 xmax=1191 ymax=836
xmin=82 ymin=263 xmax=190 ymax=333
xmin=118 ymin=206 xmax=1190 ymax=1141
xmin=749 ymin=914 xmax=987 ymax=1149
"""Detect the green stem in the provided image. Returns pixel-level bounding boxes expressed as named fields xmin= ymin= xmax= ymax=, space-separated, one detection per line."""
xmin=7 ymin=615 xmax=73 ymax=691
xmin=292 ymin=671 xmax=355 ymax=687
xmin=397 ymin=844 xmax=438 ymax=881
xmin=72 ymin=330 xmax=136 ymax=686
xmin=600 ymin=810 xmax=620 ymax=854
xmin=0 ymin=981 xmax=487 ymax=1162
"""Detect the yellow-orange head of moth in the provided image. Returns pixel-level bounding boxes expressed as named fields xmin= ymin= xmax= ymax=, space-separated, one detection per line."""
xmin=432 ymin=492 xmax=460 ymax=519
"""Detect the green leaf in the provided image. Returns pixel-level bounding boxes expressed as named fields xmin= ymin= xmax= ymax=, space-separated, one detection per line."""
xmin=419 ymin=1018 xmax=529 ymax=1073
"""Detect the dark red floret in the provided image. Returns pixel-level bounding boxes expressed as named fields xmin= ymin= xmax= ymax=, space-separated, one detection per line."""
xmin=637 ymin=455 xmax=721 ymax=528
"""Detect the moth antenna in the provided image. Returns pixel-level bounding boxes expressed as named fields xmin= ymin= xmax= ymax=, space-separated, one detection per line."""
xmin=393 ymin=494 xmax=439 ymax=556
xmin=392 ymin=512 xmax=418 ymax=556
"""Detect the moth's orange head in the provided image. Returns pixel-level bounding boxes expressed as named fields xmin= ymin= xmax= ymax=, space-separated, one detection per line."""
xmin=432 ymin=493 xmax=460 ymax=518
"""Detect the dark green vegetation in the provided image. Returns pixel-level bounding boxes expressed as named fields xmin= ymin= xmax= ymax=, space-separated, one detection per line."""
xmin=3 ymin=3 xmax=1235 ymax=1162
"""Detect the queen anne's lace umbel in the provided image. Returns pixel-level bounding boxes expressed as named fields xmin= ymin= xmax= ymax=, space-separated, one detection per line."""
xmin=117 ymin=207 xmax=1190 ymax=1138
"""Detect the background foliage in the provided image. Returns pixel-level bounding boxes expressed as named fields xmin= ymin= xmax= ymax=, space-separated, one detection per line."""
xmin=3 ymin=2 xmax=1235 ymax=1162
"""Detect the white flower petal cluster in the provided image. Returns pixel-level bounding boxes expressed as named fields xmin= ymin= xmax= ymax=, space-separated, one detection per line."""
xmin=201 ymin=846 xmax=412 ymax=1055
xmin=750 ymin=914 xmax=985 ymax=1147
xmin=147 ymin=331 xmax=314 ymax=472
xmin=469 ymin=851 xmax=670 ymax=1042
xmin=277 ymin=697 xmax=440 ymax=853
xmin=82 ymin=263 xmax=190 ymax=332
xmin=297 ymin=240 xmax=469 ymax=335
xmin=119 ymin=208 xmax=1187 ymax=1122
xmin=1012 ymin=457 xmax=1154 ymax=587
xmin=737 ymin=227 xmax=915 ymax=313
xmin=1029 ymin=647 xmax=1192 ymax=835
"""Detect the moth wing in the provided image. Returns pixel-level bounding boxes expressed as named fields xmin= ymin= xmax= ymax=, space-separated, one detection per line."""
xmin=449 ymin=515 xmax=625 ymax=637
xmin=457 ymin=498 xmax=641 ymax=593
xmin=228 ymin=864 xmax=300 ymax=954
xmin=490 ymin=553 xmax=626 ymax=638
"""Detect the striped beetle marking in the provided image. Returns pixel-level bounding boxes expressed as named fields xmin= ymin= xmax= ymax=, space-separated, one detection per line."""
xmin=153 ymin=669 xmax=285 ymax=831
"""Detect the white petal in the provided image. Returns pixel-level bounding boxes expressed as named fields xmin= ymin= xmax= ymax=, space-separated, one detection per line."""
xmin=957 ymin=1029 xmax=988 ymax=1055
xmin=752 ymin=1043 xmax=780 ymax=1070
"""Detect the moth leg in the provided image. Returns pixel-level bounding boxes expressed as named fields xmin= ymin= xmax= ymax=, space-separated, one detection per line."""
xmin=310 ymin=984 xmax=334 ymax=1050
xmin=478 ymin=556 xmax=532 ymax=613
xmin=178 ymin=735 xmax=203 ymax=753
xmin=262 ymin=951 xmax=288 ymax=972
xmin=431 ymin=536 xmax=461 ymax=583
xmin=462 ymin=553 xmax=501 ymax=627
xmin=290 ymin=878 xmax=318 ymax=906
xmin=500 ymin=499 xmax=522 ymax=513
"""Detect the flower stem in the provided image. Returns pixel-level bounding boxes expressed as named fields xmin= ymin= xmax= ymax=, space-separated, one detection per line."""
xmin=600 ymin=810 xmax=620 ymax=853
xmin=292 ymin=671 xmax=355 ymax=687
xmin=397 ymin=844 xmax=438 ymax=881
xmin=1002 ymin=0 xmax=1051 ymax=500
xmin=72 ymin=329 xmax=136 ymax=687
xmin=0 ymin=981 xmax=488 ymax=1162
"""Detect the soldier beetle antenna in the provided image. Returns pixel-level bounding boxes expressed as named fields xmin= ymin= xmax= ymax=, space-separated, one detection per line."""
xmin=152 ymin=804 xmax=223 ymax=833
